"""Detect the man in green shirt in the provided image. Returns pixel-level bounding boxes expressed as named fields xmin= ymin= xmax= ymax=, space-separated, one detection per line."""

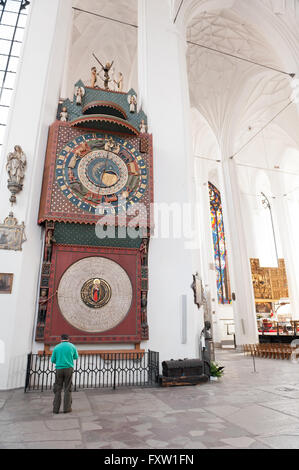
xmin=51 ymin=334 xmax=79 ymax=414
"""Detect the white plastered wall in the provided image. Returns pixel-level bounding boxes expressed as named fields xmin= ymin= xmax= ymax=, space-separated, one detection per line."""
xmin=0 ymin=0 xmax=73 ymax=389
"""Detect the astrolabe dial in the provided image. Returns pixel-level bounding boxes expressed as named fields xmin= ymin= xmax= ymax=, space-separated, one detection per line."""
xmin=56 ymin=133 xmax=148 ymax=214
xmin=81 ymin=278 xmax=112 ymax=309
xmin=78 ymin=150 xmax=129 ymax=196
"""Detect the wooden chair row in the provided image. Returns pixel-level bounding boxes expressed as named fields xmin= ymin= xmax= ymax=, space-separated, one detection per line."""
xmin=243 ymin=343 xmax=298 ymax=360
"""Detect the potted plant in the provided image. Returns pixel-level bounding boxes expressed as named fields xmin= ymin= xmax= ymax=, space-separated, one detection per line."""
xmin=210 ymin=361 xmax=224 ymax=382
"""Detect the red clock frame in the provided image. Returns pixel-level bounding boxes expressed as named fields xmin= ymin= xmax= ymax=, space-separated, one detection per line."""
xmin=44 ymin=244 xmax=142 ymax=344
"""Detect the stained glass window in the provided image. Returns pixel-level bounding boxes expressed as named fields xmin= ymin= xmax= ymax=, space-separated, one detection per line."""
xmin=209 ymin=182 xmax=231 ymax=304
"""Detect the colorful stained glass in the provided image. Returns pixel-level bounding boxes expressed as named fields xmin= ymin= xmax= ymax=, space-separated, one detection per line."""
xmin=209 ymin=182 xmax=231 ymax=304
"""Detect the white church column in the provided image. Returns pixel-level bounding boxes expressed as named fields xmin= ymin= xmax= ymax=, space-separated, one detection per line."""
xmin=194 ymin=160 xmax=218 ymax=339
xmin=0 ymin=0 xmax=73 ymax=389
xmin=138 ymin=0 xmax=203 ymax=361
xmin=220 ymin=158 xmax=258 ymax=346
xmin=270 ymin=175 xmax=299 ymax=321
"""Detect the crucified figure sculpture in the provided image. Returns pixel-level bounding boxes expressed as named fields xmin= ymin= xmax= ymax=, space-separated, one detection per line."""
xmin=92 ymin=53 xmax=114 ymax=90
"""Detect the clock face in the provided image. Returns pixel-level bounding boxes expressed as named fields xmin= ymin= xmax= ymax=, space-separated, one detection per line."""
xmin=55 ymin=133 xmax=148 ymax=215
xmin=78 ymin=150 xmax=129 ymax=196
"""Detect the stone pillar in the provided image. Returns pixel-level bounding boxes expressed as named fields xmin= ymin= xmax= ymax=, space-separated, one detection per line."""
xmin=0 ymin=0 xmax=73 ymax=390
xmin=220 ymin=158 xmax=258 ymax=345
xmin=194 ymin=160 xmax=218 ymax=335
xmin=194 ymin=162 xmax=214 ymax=290
xmin=270 ymin=175 xmax=299 ymax=321
xmin=138 ymin=0 xmax=203 ymax=361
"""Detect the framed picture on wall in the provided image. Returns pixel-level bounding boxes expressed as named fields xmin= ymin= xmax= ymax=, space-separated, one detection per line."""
xmin=0 ymin=274 xmax=14 ymax=294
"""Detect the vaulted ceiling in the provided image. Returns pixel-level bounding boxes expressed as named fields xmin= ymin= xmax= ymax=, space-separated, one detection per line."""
xmin=66 ymin=0 xmax=138 ymax=98
xmin=65 ymin=1 xmax=299 ymax=196
xmin=186 ymin=7 xmax=295 ymax=151
xmin=186 ymin=1 xmax=299 ymax=198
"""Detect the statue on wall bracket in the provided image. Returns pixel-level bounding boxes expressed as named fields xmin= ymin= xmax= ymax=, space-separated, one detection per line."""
xmin=0 ymin=212 xmax=26 ymax=251
xmin=191 ymin=272 xmax=204 ymax=309
xmin=6 ymin=145 xmax=27 ymax=204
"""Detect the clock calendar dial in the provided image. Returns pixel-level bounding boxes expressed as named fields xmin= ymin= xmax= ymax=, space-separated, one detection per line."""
xmin=55 ymin=134 xmax=148 ymax=214
xmin=77 ymin=150 xmax=128 ymax=196
xmin=57 ymin=256 xmax=133 ymax=333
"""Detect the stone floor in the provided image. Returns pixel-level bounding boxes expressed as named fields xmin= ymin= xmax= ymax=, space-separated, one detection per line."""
xmin=1 ymin=349 xmax=299 ymax=449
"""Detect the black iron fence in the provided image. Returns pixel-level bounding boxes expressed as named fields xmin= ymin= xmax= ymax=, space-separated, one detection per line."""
xmin=25 ymin=350 xmax=159 ymax=392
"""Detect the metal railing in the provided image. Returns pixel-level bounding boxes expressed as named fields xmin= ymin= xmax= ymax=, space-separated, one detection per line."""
xmin=24 ymin=350 xmax=160 ymax=392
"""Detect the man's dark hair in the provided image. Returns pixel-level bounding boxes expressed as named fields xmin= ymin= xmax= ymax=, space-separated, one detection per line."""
xmin=61 ymin=334 xmax=69 ymax=341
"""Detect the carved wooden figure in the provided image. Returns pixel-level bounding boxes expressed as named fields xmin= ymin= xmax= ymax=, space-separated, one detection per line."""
xmin=128 ymin=94 xmax=137 ymax=113
xmin=139 ymin=119 xmax=147 ymax=134
xmin=60 ymin=106 xmax=68 ymax=122
xmin=91 ymin=67 xmax=98 ymax=88
xmin=45 ymin=229 xmax=55 ymax=262
xmin=38 ymin=289 xmax=48 ymax=324
xmin=75 ymin=86 xmax=85 ymax=105
xmin=139 ymin=238 xmax=148 ymax=266
xmin=92 ymin=54 xmax=114 ymax=90
xmin=114 ymin=72 xmax=124 ymax=92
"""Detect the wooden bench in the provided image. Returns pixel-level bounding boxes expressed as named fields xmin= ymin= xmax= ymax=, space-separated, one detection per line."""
xmin=243 ymin=343 xmax=294 ymax=360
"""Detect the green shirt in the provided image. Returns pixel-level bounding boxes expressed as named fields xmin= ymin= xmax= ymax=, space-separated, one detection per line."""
xmin=51 ymin=341 xmax=79 ymax=369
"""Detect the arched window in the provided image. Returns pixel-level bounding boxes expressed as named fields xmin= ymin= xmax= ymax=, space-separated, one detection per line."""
xmin=209 ymin=182 xmax=231 ymax=304
xmin=0 ymin=0 xmax=30 ymax=154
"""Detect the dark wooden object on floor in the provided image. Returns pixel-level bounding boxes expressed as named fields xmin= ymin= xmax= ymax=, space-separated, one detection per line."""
xmin=161 ymin=358 xmax=210 ymax=387
xmin=160 ymin=374 xmax=209 ymax=387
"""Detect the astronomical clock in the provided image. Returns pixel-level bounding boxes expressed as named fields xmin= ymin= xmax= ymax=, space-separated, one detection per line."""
xmin=36 ymin=80 xmax=153 ymax=349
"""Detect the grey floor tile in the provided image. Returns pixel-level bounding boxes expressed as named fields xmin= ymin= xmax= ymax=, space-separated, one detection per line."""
xmin=1 ymin=349 xmax=299 ymax=449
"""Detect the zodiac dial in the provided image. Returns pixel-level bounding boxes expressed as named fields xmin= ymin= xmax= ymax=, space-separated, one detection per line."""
xmin=77 ymin=150 xmax=128 ymax=196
